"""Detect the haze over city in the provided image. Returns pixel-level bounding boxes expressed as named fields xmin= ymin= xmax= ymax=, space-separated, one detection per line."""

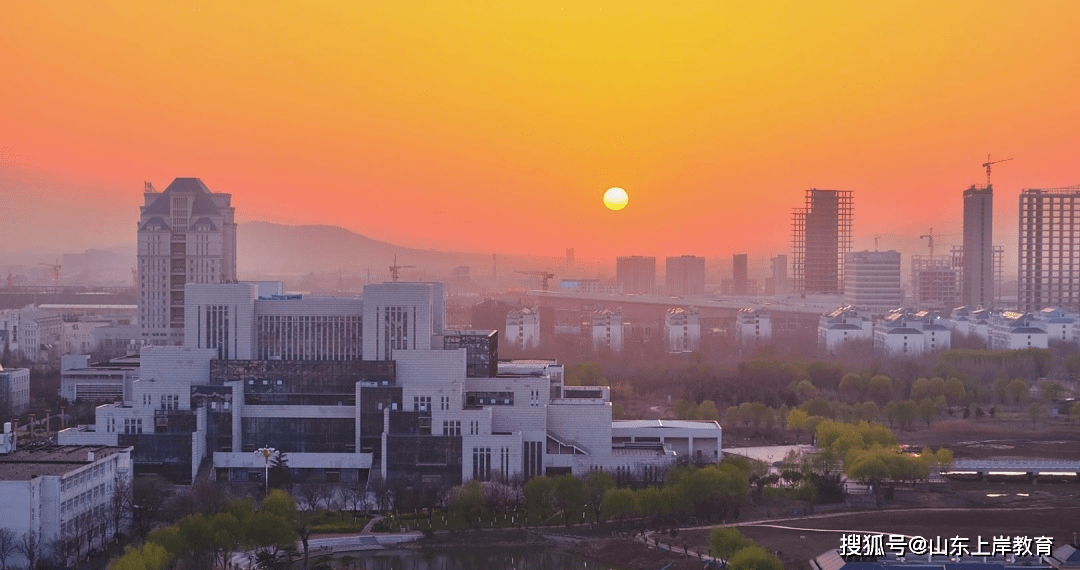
xmin=3 ymin=2 xmax=1080 ymax=264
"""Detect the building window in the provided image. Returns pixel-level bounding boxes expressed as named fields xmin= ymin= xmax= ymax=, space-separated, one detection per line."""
xmin=472 ymin=447 xmax=491 ymax=480
xmin=440 ymin=396 xmax=450 ymax=411
xmin=413 ymin=396 xmax=431 ymax=412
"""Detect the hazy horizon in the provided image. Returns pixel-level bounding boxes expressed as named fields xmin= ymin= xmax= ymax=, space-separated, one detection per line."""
xmin=4 ymin=3 xmax=1079 ymax=269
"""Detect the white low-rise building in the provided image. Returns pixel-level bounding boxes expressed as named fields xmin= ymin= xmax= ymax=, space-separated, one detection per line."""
xmin=818 ymin=306 xmax=872 ymax=355
xmin=734 ymin=308 xmax=771 ymax=346
xmin=0 ymin=432 xmax=133 ymax=569
xmin=0 ymin=366 xmax=31 ymax=416
xmin=60 ymin=354 xmax=140 ymax=404
xmin=591 ymin=309 xmax=624 ymax=353
xmin=873 ymin=309 xmax=951 ymax=357
xmin=950 ymin=306 xmax=992 ymax=343
xmin=1038 ymin=307 xmax=1077 ymax=343
xmin=505 ymin=308 xmax=540 ymax=350
xmin=988 ymin=311 xmax=1049 ymax=350
xmin=664 ymin=307 xmax=701 ymax=352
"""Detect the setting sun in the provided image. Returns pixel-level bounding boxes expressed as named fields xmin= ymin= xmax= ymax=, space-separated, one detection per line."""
xmin=603 ymin=187 xmax=628 ymax=211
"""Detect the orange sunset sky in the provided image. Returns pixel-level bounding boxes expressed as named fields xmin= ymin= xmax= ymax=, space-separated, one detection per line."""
xmin=2 ymin=2 xmax=1079 ymax=261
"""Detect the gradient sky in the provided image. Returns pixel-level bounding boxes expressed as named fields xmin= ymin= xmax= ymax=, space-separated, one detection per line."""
xmin=3 ymin=2 xmax=1079 ymax=261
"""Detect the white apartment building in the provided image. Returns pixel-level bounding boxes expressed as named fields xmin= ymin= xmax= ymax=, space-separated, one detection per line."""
xmin=873 ymin=309 xmax=951 ymax=357
xmin=734 ymin=308 xmax=771 ymax=346
xmin=138 ymin=178 xmax=237 ymax=346
xmin=591 ymin=309 xmax=624 ymax=353
xmin=0 ymin=365 xmax=31 ymax=416
xmin=61 ymin=321 xmax=109 ymax=357
xmin=988 ymin=311 xmax=1049 ymax=350
xmin=818 ymin=306 xmax=872 ymax=355
xmin=950 ymin=306 xmax=991 ymax=343
xmin=505 ymin=308 xmax=541 ymax=350
xmin=0 ymin=433 xmax=133 ymax=570
xmin=1038 ymin=307 xmax=1077 ymax=343
xmin=664 ymin=307 xmax=701 ymax=352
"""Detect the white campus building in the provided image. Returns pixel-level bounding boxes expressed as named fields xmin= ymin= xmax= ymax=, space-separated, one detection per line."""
xmin=0 ymin=427 xmax=133 ymax=569
xmin=818 ymin=306 xmax=872 ymax=355
xmin=734 ymin=308 xmax=771 ymax=346
xmin=138 ymin=178 xmax=237 ymax=346
xmin=62 ymin=281 xmax=721 ymax=487
xmin=591 ymin=309 xmax=624 ymax=353
xmin=872 ymin=309 xmax=951 ymax=357
xmin=504 ymin=308 xmax=541 ymax=350
xmin=664 ymin=307 xmax=701 ymax=352
xmin=0 ymin=365 xmax=31 ymax=416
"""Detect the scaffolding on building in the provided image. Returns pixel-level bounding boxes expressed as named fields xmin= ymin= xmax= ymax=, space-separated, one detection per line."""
xmin=791 ymin=189 xmax=853 ymax=294
xmin=950 ymin=245 xmax=1004 ymax=308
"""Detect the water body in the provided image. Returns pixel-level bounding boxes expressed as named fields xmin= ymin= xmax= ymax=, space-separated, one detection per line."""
xmin=326 ymin=546 xmax=619 ymax=570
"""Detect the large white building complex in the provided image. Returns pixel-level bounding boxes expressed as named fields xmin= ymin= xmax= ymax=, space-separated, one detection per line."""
xmin=138 ymin=178 xmax=237 ymax=347
xmin=61 ymin=281 xmax=721 ymax=487
xmin=872 ymin=309 xmax=951 ymax=357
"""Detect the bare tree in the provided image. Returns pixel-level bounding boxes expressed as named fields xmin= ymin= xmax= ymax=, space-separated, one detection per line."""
xmin=0 ymin=528 xmax=17 ymax=570
xmin=342 ymin=482 xmax=367 ymax=517
xmin=50 ymin=535 xmax=79 ymax=570
xmin=110 ymin=474 xmax=132 ymax=542
xmin=18 ymin=531 xmax=45 ymax=570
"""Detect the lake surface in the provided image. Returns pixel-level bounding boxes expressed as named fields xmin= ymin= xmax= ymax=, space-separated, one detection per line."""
xmin=327 ymin=546 xmax=620 ymax=570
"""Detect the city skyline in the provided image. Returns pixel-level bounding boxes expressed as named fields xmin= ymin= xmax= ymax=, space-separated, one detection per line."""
xmin=3 ymin=3 xmax=1080 ymax=261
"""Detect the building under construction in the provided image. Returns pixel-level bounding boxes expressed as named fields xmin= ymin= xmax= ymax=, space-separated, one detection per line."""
xmin=1019 ymin=186 xmax=1080 ymax=312
xmin=910 ymin=256 xmax=961 ymax=309
xmin=791 ymin=189 xmax=853 ymax=295
xmin=949 ymin=245 xmax=1004 ymax=308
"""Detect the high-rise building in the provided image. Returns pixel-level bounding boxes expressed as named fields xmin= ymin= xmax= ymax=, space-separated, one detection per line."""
xmin=792 ymin=189 xmax=853 ymax=294
xmin=843 ymin=250 xmax=902 ymax=313
xmin=665 ymin=255 xmax=705 ymax=297
xmin=962 ymin=185 xmax=994 ymax=308
xmin=768 ymin=254 xmax=789 ymax=296
xmin=1019 ymin=186 xmax=1080 ymax=312
xmin=138 ymin=178 xmax=237 ymax=346
xmin=616 ymin=256 xmax=656 ymax=294
xmin=731 ymin=254 xmax=748 ymax=296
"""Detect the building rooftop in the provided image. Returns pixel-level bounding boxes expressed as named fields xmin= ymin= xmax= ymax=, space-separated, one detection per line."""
xmin=0 ymin=445 xmax=131 ymax=480
xmin=613 ymin=419 xmax=722 ymax=430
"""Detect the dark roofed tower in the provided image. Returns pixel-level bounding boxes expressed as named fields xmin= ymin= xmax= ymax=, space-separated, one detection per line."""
xmin=138 ymin=178 xmax=237 ymax=346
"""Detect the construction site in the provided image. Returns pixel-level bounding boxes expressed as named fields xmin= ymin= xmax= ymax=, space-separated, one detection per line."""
xmin=791 ymin=189 xmax=853 ymax=295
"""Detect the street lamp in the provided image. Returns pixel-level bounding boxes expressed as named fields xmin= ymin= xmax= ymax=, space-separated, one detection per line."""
xmin=255 ymin=446 xmax=277 ymax=495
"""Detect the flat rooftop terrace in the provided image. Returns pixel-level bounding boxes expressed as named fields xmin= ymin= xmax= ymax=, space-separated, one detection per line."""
xmin=0 ymin=445 xmax=130 ymax=480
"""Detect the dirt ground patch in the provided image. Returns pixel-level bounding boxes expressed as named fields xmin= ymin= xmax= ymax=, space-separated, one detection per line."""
xmin=897 ymin=419 xmax=1080 ymax=460
xmin=679 ymin=505 xmax=1080 ymax=570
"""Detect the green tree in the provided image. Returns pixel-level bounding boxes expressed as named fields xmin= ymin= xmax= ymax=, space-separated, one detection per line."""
xmin=786 ymin=409 xmax=809 ymax=444
xmin=916 ymin=398 xmax=940 ymax=428
xmin=801 ymin=397 xmax=832 ymax=419
xmin=553 ymin=475 xmax=585 ymax=525
xmin=523 ymin=476 xmax=555 ymax=520
xmin=599 ymin=488 xmax=638 ymax=523
xmin=867 ymin=375 xmax=893 ymax=404
xmin=1006 ymin=378 xmax=1030 ymax=405
xmin=1037 ymin=379 xmax=1065 ymax=403
xmin=698 ymin=400 xmax=720 ymax=421
xmin=674 ymin=399 xmax=699 ymax=420
xmin=449 ymin=480 xmax=485 ymax=528
xmin=1025 ymin=402 xmax=1044 ymax=429
xmin=709 ymin=527 xmax=750 ymax=563
xmin=992 ymin=378 xmax=1010 ymax=403
xmin=839 ymin=373 xmax=867 ymax=403
xmin=584 ymin=470 xmax=615 ymax=521
xmin=635 ymin=486 xmax=666 ymax=520
xmin=728 ymin=545 xmax=783 ymax=570
xmin=795 ymin=380 xmax=819 ymax=402
xmin=943 ymin=377 xmax=966 ymax=407
xmin=855 ymin=401 xmax=879 ymax=422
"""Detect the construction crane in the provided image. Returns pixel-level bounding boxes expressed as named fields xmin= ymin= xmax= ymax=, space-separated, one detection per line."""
xmin=131 ymin=267 xmax=138 ymax=288
xmin=389 ymin=255 xmax=415 ymax=282
xmin=39 ymin=260 xmax=61 ymax=287
xmin=981 ymin=154 xmax=1013 ymax=187
xmin=920 ymin=228 xmax=937 ymax=258
xmin=516 ymin=270 xmax=555 ymax=291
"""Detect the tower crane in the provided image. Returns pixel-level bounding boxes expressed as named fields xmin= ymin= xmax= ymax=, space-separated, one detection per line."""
xmin=981 ymin=154 xmax=1013 ymax=187
xmin=920 ymin=229 xmax=936 ymax=259
xmin=515 ymin=270 xmax=555 ymax=291
xmin=389 ymin=256 xmax=415 ymax=282
xmin=39 ymin=260 xmax=61 ymax=287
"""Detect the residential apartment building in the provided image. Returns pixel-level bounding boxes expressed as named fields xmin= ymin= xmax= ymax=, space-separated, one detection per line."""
xmin=504 ymin=308 xmax=540 ymax=350
xmin=1018 ymin=186 xmax=1080 ymax=312
xmin=843 ymin=250 xmax=901 ymax=314
xmin=872 ymin=309 xmax=951 ymax=357
xmin=665 ymin=256 xmax=706 ymax=297
xmin=616 ymin=256 xmax=656 ymax=295
xmin=735 ymin=308 xmax=772 ymax=346
xmin=664 ymin=307 xmax=700 ymax=352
